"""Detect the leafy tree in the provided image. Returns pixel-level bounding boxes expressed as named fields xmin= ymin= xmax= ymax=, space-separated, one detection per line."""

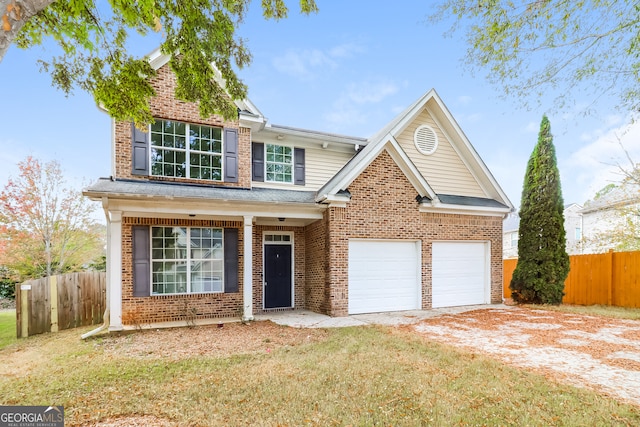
xmin=430 ymin=1 xmax=640 ymax=114
xmin=510 ymin=115 xmax=569 ymax=304
xmin=1 ymin=0 xmax=318 ymax=126
xmin=0 ymin=156 xmax=105 ymax=279
xmin=0 ymin=266 xmax=16 ymax=299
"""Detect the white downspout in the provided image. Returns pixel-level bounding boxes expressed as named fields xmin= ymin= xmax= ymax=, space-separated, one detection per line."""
xmin=82 ymin=199 xmax=111 ymax=339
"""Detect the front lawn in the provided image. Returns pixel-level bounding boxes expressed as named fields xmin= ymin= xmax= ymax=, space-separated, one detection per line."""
xmin=0 ymin=321 xmax=638 ymax=426
xmin=528 ymin=304 xmax=640 ymax=320
xmin=0 ymin=310 xmax=16 ymax=349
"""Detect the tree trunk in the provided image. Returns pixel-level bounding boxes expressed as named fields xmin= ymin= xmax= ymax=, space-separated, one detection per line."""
xmin=0 ymin=0 xmax=55 ymax=62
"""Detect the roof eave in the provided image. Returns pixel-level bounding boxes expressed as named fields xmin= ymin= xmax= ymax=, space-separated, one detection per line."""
xmin=419 ymin=202 xmax=511 ymax=217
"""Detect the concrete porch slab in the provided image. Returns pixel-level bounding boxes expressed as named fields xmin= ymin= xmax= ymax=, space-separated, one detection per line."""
xmin=256 ymin=304 xmax=511 ymax=328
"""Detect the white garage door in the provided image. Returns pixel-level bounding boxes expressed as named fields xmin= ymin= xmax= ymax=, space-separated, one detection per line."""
xmin=348 ymin=240 xmax=420 ymax=315
xmin=432 ymin=242 xmax=489 ymax=308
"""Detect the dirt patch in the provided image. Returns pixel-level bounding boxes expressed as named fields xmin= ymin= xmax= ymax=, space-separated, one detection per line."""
xmin=410 ymin=307 xmax=640 ymax=406
xmin=96 ymin=320 xmax=328 ymax=360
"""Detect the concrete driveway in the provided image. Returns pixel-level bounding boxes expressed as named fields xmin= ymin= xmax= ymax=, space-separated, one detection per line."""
xmin=261 ymin=305 xmax=640 ymax=407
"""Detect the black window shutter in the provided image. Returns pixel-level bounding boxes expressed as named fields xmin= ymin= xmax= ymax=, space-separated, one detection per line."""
xmin=224 ymin=228 xmax=238 ymax=293
xmin=252 ymin=142 xmax=265 ymax=182
xmin=132 ymin=225 xmax=151 ymax=297
xmin=224 ymin=228 xmax=239 ymax=293
xmin=294 ymin=147 xmax=305 ymax=186
xmin=131 ymin=123 xmax=149 ymax=176
xmin=223 ymin=128 xmax=238 ymax=183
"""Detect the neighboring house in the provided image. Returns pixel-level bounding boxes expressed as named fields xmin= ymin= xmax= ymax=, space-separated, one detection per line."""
xmin=564 ymin=203 xmax=584 ymax=254
xmin=84 ymin=49 xmax=513 ymax=331
xmin=580 ymin=181 xmax=640 ymax=253
xmin=502 ymin=212 xmax=520 ymax=259
xmin=502 ymin=203 xmax=583 ymax=258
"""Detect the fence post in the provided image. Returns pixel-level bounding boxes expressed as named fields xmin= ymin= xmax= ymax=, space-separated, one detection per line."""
xmin=20 ymin=283 xmax=30 ymax=338
xmin=607 ymin=249 xmax=614 ymax=306
xmin=50 ymin=275 xmax=59 ymax=333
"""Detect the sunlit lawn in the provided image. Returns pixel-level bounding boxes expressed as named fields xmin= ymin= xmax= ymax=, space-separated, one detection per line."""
xmin=0 ymin=310 xmax=16 ymax=350
xmin=1 ymin=319 xmax=639 ymax=426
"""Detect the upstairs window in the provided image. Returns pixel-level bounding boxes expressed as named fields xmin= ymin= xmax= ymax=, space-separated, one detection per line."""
xmin=150 ymin=120 xmax=223 ymax=181
xmin=266 ymin=144 xmax=293 ymax=183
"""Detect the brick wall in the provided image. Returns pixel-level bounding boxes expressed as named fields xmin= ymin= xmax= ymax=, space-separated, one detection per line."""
xmin=304 ymin=215 xmax=329 ymax=314
xmin=326 ymin=149 xmax=503 ymax=316
xmin=121 ymin=217 xmax=244 ymax=325
xmin=114 ymin=64 xmax=252 ymax=188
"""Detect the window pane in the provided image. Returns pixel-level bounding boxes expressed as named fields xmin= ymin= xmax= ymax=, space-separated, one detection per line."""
xmin=265 ymin=144 xmax=293 ymax=183
xmin=150 ymin=120 xmax=162 ymax=133
xmin=151 ymin=227 xmax=221 ymax=295
xmin=175 ymin=122 xmax=186 ymax=135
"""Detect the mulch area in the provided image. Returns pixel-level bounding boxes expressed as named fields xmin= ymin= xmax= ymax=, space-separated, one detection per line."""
xmin=96 ymin=320 xmax=328 ymax=360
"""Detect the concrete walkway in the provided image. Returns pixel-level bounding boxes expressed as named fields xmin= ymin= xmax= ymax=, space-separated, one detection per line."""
xmin=255 ymin=304 xmax=510 ymax=328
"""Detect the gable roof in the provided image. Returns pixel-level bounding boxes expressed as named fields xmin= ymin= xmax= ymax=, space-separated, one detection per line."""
xmin=317 ymin=89 xmax=513 ymax=214
xmin=580 ymin=181 xmax=640 ymax=214
xmin=146 ymin=47 xmax=266 ymax=130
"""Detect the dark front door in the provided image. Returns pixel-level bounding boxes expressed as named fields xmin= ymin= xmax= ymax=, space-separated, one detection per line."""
xmin=264 ymin=244 xmax=292 ymax=309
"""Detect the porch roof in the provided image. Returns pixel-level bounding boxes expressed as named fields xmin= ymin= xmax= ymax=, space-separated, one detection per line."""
xmin=83 ymin=178 xmax=318 ymax=205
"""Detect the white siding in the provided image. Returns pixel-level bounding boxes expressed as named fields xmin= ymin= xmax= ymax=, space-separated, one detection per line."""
xmin=253 ymin=146 xmax=354 ymax=191
xmin=397 ymin=110 xmax=486 ymax=198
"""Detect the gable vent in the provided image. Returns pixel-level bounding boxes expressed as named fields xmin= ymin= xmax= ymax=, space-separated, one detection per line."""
xmin=413 ymin=125 xmax=438 ymax=155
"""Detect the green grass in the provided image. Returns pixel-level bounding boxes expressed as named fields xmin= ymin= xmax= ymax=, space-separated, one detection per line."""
xmin=527 ymin=304 xmax=640 ymax=320
xmin=0 ymin=310 xmax=16 ymax=349
xmin=1 ymin=323 xmax=639 ymax=426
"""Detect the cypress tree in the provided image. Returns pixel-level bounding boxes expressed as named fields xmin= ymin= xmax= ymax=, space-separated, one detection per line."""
xmin=510 ymin=115 xmax=569 ymax=304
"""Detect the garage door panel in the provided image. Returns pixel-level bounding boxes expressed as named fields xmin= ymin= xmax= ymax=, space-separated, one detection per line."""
xmin=348 ymin=240 xmax=420 ymax=315
xmin=432 ymin=242 xmax=488 ymax=308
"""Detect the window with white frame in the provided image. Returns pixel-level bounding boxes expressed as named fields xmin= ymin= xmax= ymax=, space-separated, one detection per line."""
xmin=265 ymin=144 xmax=293 ymax=183
xmin=151 ymin=226 xmax=224 ymax=294
xmin=150 ymin=120 xmax=223 ymax=180
xmin=575 ymin=227 xmax=582 ymax=240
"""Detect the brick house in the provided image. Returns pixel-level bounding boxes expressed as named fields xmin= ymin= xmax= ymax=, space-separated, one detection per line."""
xmin=84 ymin=49 xmax=513 ymax=331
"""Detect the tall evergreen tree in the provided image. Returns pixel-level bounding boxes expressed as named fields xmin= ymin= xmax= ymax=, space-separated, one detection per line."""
xmin=510 ymin=115 xmax=569 ymax=304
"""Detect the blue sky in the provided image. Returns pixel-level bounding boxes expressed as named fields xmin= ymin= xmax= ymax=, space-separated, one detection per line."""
xmin=1 ymin=2 xmax=639 ymax=213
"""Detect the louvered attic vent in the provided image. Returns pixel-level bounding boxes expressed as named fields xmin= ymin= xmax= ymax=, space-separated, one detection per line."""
xmin=413 ymin=125 xmax=438 ymax=155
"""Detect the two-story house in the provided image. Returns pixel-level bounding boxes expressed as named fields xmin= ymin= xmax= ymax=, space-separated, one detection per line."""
xmin=84 ymin=49 xmax=513 ymax=331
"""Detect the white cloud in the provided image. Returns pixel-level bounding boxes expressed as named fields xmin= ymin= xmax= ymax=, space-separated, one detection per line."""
xmin=524 ymin=121 xmax=538 ymax=133
xmin=328 ymin=42 xmax=363 ymax=58
xmin=323 ymin=80 xmax=400 ymax=131
xmin=272 ymin=49 xmax=337 ymax=79
xmin=457 ymin=95 xmax=472 ymax=106
xmin=564 ymin=118 xmax=640 ymax=203
xmin=271 ymin=42 xmax=364 ymax=79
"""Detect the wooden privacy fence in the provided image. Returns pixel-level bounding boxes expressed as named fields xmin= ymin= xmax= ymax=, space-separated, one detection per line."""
xmin=16 ymin=272 xmax=106 ymax=338
xmin=503 ymin=250 xmax=640 ymax=307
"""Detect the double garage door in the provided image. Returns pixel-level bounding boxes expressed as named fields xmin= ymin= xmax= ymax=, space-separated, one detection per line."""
xmin=348 ymin=240 xmax=489 ymax=314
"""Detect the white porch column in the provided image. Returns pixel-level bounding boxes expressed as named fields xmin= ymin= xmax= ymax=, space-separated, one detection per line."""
xmin=108 ymin=211 xmax=123 ymax=331
xmin=242 ymin=215 xmax=254 ymax=321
